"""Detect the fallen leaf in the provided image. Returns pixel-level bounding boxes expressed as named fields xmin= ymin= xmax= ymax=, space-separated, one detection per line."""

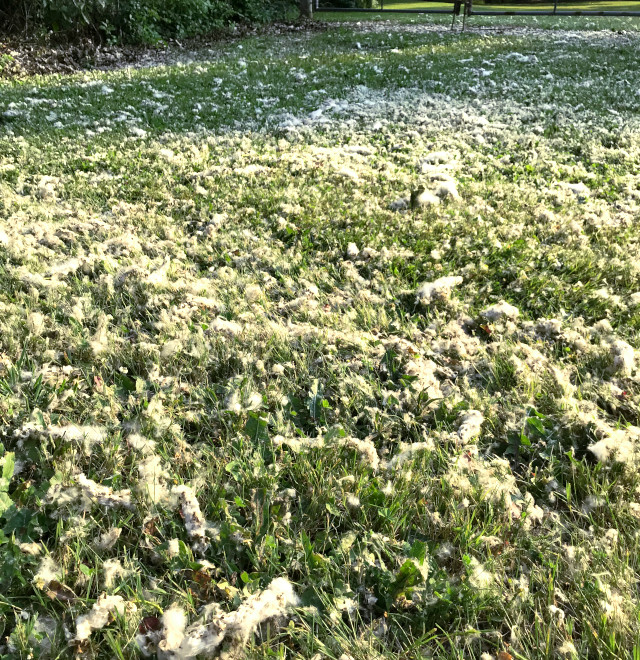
xmin=139 ymin=616 xmax=162 ymax=634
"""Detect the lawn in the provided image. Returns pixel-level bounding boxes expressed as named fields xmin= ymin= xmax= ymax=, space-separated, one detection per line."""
xmin=1 ymin=13 xmax=640 ymax=660
xmin=343 ymin=0 xmax=640 ymax=10
xmin=317 ymin=0 xmax=640 ymax=12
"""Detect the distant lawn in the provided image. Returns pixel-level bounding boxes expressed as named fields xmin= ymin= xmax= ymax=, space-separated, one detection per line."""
xmin=318 ymin=0 xmax=640 ymax=12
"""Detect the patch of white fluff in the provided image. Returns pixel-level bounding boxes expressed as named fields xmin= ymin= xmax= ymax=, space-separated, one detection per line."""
xmin=16 ymin=423 xmax=106 ymax=453
xmin=457 ymin=410 xmax=484 ymax=444
xmin=167 ymin=538 xmax=181 ymax=558
xmin=90 ymin=313 xmax=111 ymax=355
xmin=447 ymin=455 xmax=518 ymax=507
xmin=33 ymin=556 xmax=62 ymax=589
xmin=19 ymin=542 xmax=43 ymax=556
xmin=274 ymin=435 xmax=380 ymax=470
xmin=588 ymin=426 xmax=640 ymax=469
xmin=27 ymin=312 xmax=46 ymax=335
xmin=159 ymin=604 xmax=188 ymax=653
xmin=522 ymin=492 xmax=544 ymax=530
xmin=343 ymin=436 xmax=380 ymax=471
xmin=556 ymin=640 xmax=578 ymax=658
xmin=75 ymin=594 xmax=136 ymax=641
xmin=37 ymin=175 xmax=59 ymax=200
xmin=421 ymin=151 xmax=455 ymax=165
xmin=76 ymin=474 xmax=133 ymax=509
xmin=128 ymin=433 xmax=156 ymax=453
xmin=481 ymin=301 xmax=520 ymax=322
xmin=413 ymin=189 xmax=440 ymax=207
xmin=210 ymin=317 xmax=243 ymax=337
xmin=416 ymin=276 xmax=463 ymax=304
xmin=173 ymin=485 xmax=208 ymax=554
xmin=609 ymin=339 xmax=635 ymax=375
xmin=103 ymin=558 xmax=129 ymax=588
xmin=435 ymin=180 xmax=460 ymax=200
xmin=94 ymin=527 xmax=122 ymax=551
xmin=147 ymin=257 xmax=171 ymax=285
xmin=384 ymin=440 xmax=434 ymax=470
xmin=468 ymin=557 xmax=493 ymax=590
xmin=157 ymin=577 xmax=298 ymax=659
xmin=346 ymin=242 xmax=360 ymax=259
xmin=138 ymin=454 xmax=171 ymax=504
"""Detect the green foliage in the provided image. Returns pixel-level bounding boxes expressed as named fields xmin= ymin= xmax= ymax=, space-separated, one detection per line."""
xmin=3 ymin=0 xmax=296 ymax=43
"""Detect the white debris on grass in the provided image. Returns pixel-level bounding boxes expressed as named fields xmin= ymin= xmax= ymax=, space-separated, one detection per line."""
xmin=435 ymin=180 xmax=460 ymax=200
xmin=103 ymin=558 xmax=130 ymax=588
xmin=481 ymin=301 xmax=520 ymax=322
xmin=15 ymin=423 xmax=107 ymax=453
xmin=456 ymin=410 xmax=485 ymax=444
xmin=413 ymin=189 xmax=441 ymax=207
xmin=33 ymin=556 xmax=62 ymax=589
xmin=274 ymin=434 xmax=380 ymax=471
xmin=384 ymin=440 xmax=434 ymax=471
xmin=148 ymin=577 xmax=299 ymax=659
xmin=94 ymin=527 xmax=122 ymax=551
xmin=609 ymin=339 xmax=635 ymax=375
xmin=173 ymin=485 xmax=208 ymax=554
xmin=416 ymin=276 xmax=463 ymax=304
xmin=138 ymin=454 xmax=171 ymax=504
xmin=75 ymin=594 xmax=137 ymax=641
xmin=159 ymin=604 xmax=188 ymax=653
xmin=468 ymin=557 xmax=494 ymax=590
xmin=76 ymin=474 xmax=133 ymax=509
xmin=588 ymin=426 xmax=640 ymax=469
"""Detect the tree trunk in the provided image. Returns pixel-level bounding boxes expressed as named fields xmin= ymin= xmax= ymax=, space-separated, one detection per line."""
xmin=300 ymin=0 xmax=313 ymax=19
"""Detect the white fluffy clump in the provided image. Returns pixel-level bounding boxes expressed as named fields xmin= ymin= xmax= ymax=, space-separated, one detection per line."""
xmin=159 ymin=604 xmax=188 ymax=653
xmin=609 ymin=339 xmax=635 ymax=375
xmin=37 ymin=175 xmax=59 ymax=200
xmin=75 ymin=594 xmax=136 ymax=641
xmin=138 ymin=454 xmax=171 ymax=504
xmin=343 ymin=436 xmax=380 ymax=471
xmin=173 ymin=485 xmax=208 ymax=554
xmin=447 ymin=455 xmax=518 ymax=508
xmin=416 ymin=276 xmax=463 ymax=304
xmin=556 ymin=640 xmax=578 ymax=658
xmin=103 ymin=558 xmax=130 ymax=588
xmin=468 ymin=557 xmax=494 ymax=590
xmin=481 ymin=301 xmax=520 ymax=322
xmin=588 ymin=426 xmax=640 ymax=469
xmin=33 ymin=556 xmax=62 ymax=589
xmin=274 ymin=434 xmax=380 ymax=471
xmin=27 ymin=312 xmax=46 ymax=335
xmin=384 ymin=440 xmax=434 ymax=470
xmin=435 ymin=180 xmax=460 ymax=200
xmin=17 ymin=423 xmax=106 ymax=453
xmin=421 ymin=150 xmax=455 ymax=165
xmin=94 ymin=527 xmax=122 ymax=551
xmin=413 ymin=189 xmax=440 ymax=207
xmin=19 ymin=542 xmax=43 ymax=556
xmin=457 ymin=410 xmax=485 ymax=444
xmin=346 ymin=242 xmax=360 ymax=259
xmin=211 ymin=317 xmax=243 ymax=337
xmin=76 ymin=474 xmax=133 ymax=509
xmin=149 ymin=578 xmax=299 ymax=659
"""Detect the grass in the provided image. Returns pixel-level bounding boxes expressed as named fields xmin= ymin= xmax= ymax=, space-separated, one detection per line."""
xmin=364 ymin=0 xmax=640 ymax=10
xmin=1 ymin=12 xmax=640 ymax=660
xmin=319 ymin=0 xmax=640 ymax=10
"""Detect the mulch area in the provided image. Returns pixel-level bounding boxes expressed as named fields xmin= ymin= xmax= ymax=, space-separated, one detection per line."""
xmin=0 ymin=20 xmax=327 ymax=79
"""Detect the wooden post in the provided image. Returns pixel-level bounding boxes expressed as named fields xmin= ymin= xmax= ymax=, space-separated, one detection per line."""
xmin=300 ymin=0 xmax=313 ymax=18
